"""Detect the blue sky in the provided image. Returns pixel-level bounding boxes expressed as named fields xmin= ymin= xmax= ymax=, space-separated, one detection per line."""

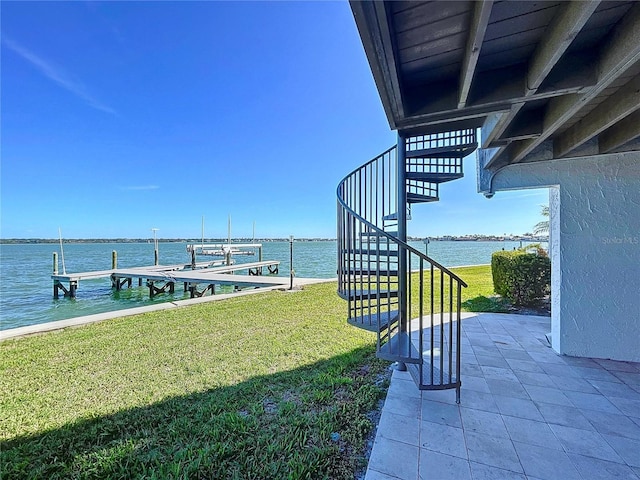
xmin=1 ymin=1 xmax=547 ymax=239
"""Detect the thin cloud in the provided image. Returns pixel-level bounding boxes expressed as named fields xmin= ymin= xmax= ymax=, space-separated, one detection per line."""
xmin=2 ymin=36 xmax=116 ymax=115
xmin=492 ymin=190 xmax=548 ymax=201
xmin=119 ymin=185 xmax=160 ymax=191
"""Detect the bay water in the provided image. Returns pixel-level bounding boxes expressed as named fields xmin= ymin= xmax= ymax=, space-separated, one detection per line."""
xmin=0 ymin=240 xmax=536 ymax=330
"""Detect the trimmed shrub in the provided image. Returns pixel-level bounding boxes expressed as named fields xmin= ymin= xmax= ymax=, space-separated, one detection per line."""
xmin=491 ymin=249 xmax=550 ymax=306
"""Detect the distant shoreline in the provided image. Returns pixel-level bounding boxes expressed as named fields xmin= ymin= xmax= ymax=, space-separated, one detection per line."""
xmin=1 ymin=236 xmax=548 ymax=245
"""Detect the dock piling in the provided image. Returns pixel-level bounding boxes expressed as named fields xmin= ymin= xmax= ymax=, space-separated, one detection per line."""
xmin=289 ymin=235 xmax=294 ymax=290
xmin=112 ymin=251 xmax=118 ymax=269
xmin=53 ymin=252 xmax=58 ymax=275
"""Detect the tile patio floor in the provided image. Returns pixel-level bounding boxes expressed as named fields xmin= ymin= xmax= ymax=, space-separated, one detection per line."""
xmin=365 ymin=313 xmax=640 ymax=480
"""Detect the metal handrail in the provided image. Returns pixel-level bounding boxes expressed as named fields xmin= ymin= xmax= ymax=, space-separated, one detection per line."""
xmin=336 ymin=147 xmax=468 ymax=287
xmin=337 ymin=130 xmax=476 ymax=399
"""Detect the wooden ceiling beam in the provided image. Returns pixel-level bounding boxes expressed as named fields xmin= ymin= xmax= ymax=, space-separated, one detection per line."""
xmin=458 ymin=1 xmax=493 ymax=109
xmin=599 ymin=109 xmax=640 ymax=153
xmin=417 ymin=63 xmax=588 ymax=116
xmin=527 ymin=1 xmax=600 ymax=92
xmin=482 ymin=1 xmax=598 ymax=160
xmin=408 ymin=61 xmax=590 ymax=126
xmin=555 ymin=74 xmax=640 ymax=157
xmin=511 ymin=3 xmax=640 ymax=163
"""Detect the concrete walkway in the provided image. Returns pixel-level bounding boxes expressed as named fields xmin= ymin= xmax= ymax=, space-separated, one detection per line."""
xmin=0 ymin=277 xmax=332 ymax=341
xmin=365 ymin=313 xmax=640 ymax=480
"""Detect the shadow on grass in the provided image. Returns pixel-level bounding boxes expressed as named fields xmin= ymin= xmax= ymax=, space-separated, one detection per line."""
xmin=2 ymin=346 xmax=388 ymax=480
xmin=461 ymin=295 xmax=511 ymax=313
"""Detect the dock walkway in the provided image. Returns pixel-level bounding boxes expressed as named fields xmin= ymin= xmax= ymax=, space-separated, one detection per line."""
xmin=52 ymin=260 xmax=281 ymax=299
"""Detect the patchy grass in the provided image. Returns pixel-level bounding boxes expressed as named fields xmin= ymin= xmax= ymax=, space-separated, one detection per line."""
xmin=461 ymin=295 xmax=511 ymax=313
xmin=1 ymin=265 xmax=496 ymax=479
xmin=1 ymin=282 xmax=389 ymax=479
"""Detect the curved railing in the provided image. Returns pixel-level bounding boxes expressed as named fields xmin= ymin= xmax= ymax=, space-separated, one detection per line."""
xmin=337 ymin=131 xmax=476 ymax=400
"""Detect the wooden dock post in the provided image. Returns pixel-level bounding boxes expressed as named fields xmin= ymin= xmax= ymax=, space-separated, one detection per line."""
xmin=53 ymin=253 xmax=60 ymax=298
xmin=289 ymin=235 xmax=294 ymax=290
xmin=112 ymin=250 xmax=117 ymax=269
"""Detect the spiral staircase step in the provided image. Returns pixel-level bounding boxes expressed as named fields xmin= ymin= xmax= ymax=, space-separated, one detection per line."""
xmin=377 ymin=331 xmax=421 ymax=364
xmin=344 ymin=289 xmax=399 ymax=301
xmin=405 ymin=143 xmax=476 ymax=159
xmin=407 ymin=193 xmax=439 ymax=203
xmin=347 ymin=310 xmax=399 ymax=332
xmin=405 ymin=172 xmax=463 ymax=182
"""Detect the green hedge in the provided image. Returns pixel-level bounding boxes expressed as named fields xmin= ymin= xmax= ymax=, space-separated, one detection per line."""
xmin=491 ymin=249 xmax=550 ymax=306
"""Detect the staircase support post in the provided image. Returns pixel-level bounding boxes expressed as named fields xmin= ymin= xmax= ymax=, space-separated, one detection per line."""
xmin=397 ymin=133 xmax=408 ymax=371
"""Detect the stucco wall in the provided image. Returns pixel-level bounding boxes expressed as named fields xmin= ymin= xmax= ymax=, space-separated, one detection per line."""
xmin=481 ymin=152 xmax=640 ymax=362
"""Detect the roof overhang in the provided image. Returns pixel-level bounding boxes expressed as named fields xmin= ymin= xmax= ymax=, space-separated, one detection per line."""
xmin=351 ymin=0 xmax=640 ymax=171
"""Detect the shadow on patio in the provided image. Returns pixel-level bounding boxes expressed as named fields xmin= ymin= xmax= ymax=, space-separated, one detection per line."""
xmin=366 ymin=312 xmax=640 ymax=480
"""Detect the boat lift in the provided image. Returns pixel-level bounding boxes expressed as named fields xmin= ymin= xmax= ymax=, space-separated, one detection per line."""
xmin=186 ymin=243 xmax=263 ymax=266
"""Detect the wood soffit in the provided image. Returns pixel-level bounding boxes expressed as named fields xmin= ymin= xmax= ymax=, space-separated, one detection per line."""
xmin=350 ymin=0 xmax=640 ymax=169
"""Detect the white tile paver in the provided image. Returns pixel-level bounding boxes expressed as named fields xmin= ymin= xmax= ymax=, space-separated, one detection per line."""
xmin=608 ymin=396 xmax=640 ymax=418
xmin=513 ymin=370 xmax=556 ymax=387
xmin=464 ymin=431 xmax=522 ymax=472
xmin=602 ymin=434 xmax=640 ymax=468
xmin=419 ymin=420 xmax=467 ymax=459
xmin=459 ymin=375 xmax=489 ymax=393
xmin=460 ymin=407 xmax=508 ymax=438
xmin=365 ymin=313 xmax=640 ymax=480
xmin=382 ymin=392 xmax=422 ymax=419
xmin=365 ymin=470 xmax=403 ymax=480
xmin=367 ymin=436 xmax=419 ymax=480
xmin=420 ymin=400 xmax=461 ymax=427
xmin=534 ymin=402 xmax=594 ymax=430
xmin=523 ymin=384 xmax=574 ymax=406
xmin=377 ymin=410 xmax=421 ymax=446
xmin=580 ymin=409 xmax=640 ymax=440
xmin=419 ymin=450 xmax=471 ymax=480
xmin=567 ymin=453 xmax=639 ymax=480
xmin=512 ymin=442 xmax=581 ymax=480
xmin=456 ymin=390 xmax=499 ymax=413
xmin=485 ymin=378 xmax=530 ymax=399
xmin=493 ymin=395 xmax=544 ymax=421
xmin=469 ymin=462 xmax=526 ymax=480
xmin=503 ymin=416 xmax=564 ymax=450
xmin=563 ymin=390 xmax=621 ymax=414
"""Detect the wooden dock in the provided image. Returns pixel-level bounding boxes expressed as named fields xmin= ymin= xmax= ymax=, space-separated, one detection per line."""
xmin=52 ymin=260 xmax=282 ymax=299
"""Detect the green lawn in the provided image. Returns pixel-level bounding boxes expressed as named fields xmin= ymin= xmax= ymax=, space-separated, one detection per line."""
xmin=408 ymin=264 xmax=496 ymax=317
xmin=1 ymin=265 xmax=494 ymax=479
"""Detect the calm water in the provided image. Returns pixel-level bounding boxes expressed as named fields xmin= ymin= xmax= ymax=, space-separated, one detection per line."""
xmin=0 ymin=240 xmax=537 ymax=330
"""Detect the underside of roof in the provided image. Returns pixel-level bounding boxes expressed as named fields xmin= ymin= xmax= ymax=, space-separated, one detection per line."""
xmin=351 ymin=0 xmax=640 ymax=171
